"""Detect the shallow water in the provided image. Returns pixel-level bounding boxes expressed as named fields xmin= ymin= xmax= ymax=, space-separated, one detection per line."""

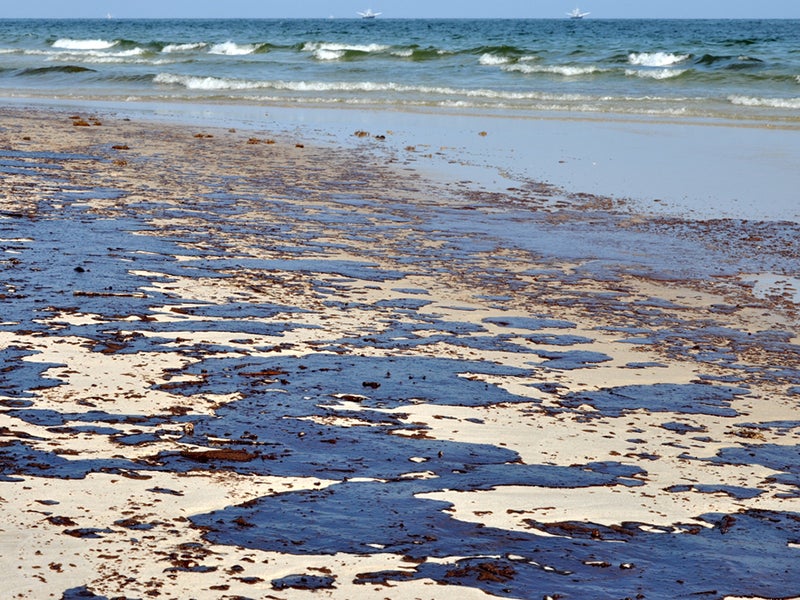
xmin=10 ymin=95 xmax=798 ymax=223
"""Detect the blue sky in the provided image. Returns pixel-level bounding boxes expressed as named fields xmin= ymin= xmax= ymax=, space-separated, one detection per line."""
xmin=5 ymin=0 xmax=800 ymax=19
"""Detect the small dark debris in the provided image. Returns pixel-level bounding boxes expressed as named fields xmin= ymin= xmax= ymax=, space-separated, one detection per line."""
xmin=47 ymin=516 xmax=77 ymax=526
xmin=271 ymin=574 xmax=336 ymax=591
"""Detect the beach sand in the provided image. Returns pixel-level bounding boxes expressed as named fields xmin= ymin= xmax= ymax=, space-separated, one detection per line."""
xmin=1 ymin=106 xmax=799 ymax=599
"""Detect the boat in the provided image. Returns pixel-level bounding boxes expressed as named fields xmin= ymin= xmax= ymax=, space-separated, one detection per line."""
xmin=567 ymin=8 xmax=590 ymax=19
xmin=358 ymin=9 xmax=381 ymax=19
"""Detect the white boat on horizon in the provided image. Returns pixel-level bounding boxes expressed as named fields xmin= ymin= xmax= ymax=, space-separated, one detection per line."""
xmin=358 ymin=9 xmax=382 ymax=19
xmin=567 ymin=8 xmax=590 ymax=19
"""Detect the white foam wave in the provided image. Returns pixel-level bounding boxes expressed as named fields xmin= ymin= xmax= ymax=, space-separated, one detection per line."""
xmin=163 ymin=42 xmax=207 ymax=53
xmin=52 ymin=38 xmax=117 ymax=51
xmin=153 ymin=73 xmax=597 ymax=101
xmin=44 ymin=48 xmax=150 ymax=65
xmin=392 ymin=48 xmax=414 ymax=58
xmin=625 ymin=68 xmax=687 ymax=80
xmin=479 ymin=53 xmax=511 ymax=66
xmin=208 ymin=42 xmax=258 ymax=56
xmin=53 ymin=54 xmax=172 ymax=66
xmin=55 ymin=48 xmax=145 ymax=58
xmin=16 ymin=49 xmax=53 ymax=57
xmin=304 ymin=43 xmax=389 ymax=61
xmin=199 ymin=94 xmax=575 ymax=112
xmin=107 ymin=48 xmax=147 ymax=58
xmin=314 ymin=49 xmax=345 ymax=61
xmin=504 ymin=63 xmax=603 ymax=76
xmin=628 ymin=52 xmax=689 ymax=67
xmin=181 ymin=94 xmax=696 ymax=119
xmin=154 ymin=73 xmax=265 ymax=90
xmin=302 ymin=42 xmax=389 ymax=54
xmin=154 ymin=74 xmax=410 ymax=92
xmin=728 ymin=95 xmax=800 ymax=109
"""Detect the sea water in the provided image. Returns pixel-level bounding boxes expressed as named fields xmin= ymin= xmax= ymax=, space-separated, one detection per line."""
xmin=1 ymin=18 xmax=799 ymax=124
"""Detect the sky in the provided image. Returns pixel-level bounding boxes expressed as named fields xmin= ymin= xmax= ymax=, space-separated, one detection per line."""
xmin=4 ymin=0 xmax=800 ymax=19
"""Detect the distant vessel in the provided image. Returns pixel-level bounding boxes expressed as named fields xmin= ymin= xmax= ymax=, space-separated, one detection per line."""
xmin=567 ymin=8 xmax=590 ymax=19
xmin=358 ymin=9 xmax=381 ymax=19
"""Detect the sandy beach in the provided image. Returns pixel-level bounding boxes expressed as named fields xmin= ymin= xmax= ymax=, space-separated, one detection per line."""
xmin=1 ymin=105 xmax=799 ymax=599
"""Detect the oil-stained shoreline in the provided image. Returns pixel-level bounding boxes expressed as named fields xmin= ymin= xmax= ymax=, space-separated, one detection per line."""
xmin=1 ymin=107 xmax=799 ymax=599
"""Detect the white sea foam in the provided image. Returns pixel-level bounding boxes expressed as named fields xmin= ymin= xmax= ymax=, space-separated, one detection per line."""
xmin=44 ymin=48 xmax=150 ymax=65
xmin=52 ymin=38 xmax=117 ymax=51
xmin=628 ymin=52 xmax=690 ymax=67
xmin=235 ymin=94 xmax=576 ymax=112
xmin=54 ymin=48 xmax=145 ymax=58
xmin=156 ymin=75 xmax=402 ymax=92
xmin=162 ymin=42 xmax=207 ymax=53
xmin=102 ymin=48 xmax=147 ymax=58
xmin=313 ymin=49 xmax=345 ymax=61
xmin=17 ymin=49 xmax=54 ymax=57
xmin=208 ymin=42 xmax=258 ymax=56
xmin=479 ymin=53 xmax=511 ymax=66
xmin=153 ymin=73 xmax=594 ymax=103
xmin=504 ymin=63 xmax=602 ymax=76
xmin=154 ymin=73 xmax=265 ymax=90
xmin=54 ymin=54 xmax=171 ymax=66
xmin=391 ymin=49 xmax=414 ymax=58
xmin=625 ymin=68 xmax=687 ymax=80
xmin=306 ymin=43 xmax=389 ymax=60
xmin=302 ymin=42 xmax=389 ymax=54
xmin=728 ymin=95 xmax=800 ymax=109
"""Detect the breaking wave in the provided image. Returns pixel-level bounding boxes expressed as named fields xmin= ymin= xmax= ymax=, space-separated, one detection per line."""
xmin=1 ymin=18 xmax=797 ymax=124
xmin=504 ymin=63 xmax=604 ymax=76
xmin=302 ymin=42 xmax=390 ymax=61
xmin=391 ymin=48 xmax=414 ymax=58
xmin=626 ymin=68 xmax=688 ymax=80
xmin=728 ymin=95 xmax=800 ymax=109
xmin=208 ymin=42 xmax=261 ymax=56
xmin=154 ymin=73 xmax=265 ymax=90
xmin=313 ymin=49 xmax=345 ymax=61
xmin=162 ymin=42 xmax=208 ymax=53
xmin=302 ymin=42 xmax=390 ymax=54
xmin=51 ymin=38 xmax=118 ymax=51
xmin=479 ymin=53 xmax=512 ymax=66
xmin=154 ymin=73 xmax=597 ymax=103
xmin=628 ymin=52 xmax=690 ymax=67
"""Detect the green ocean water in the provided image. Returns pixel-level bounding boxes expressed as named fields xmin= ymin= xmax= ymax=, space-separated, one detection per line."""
xmin=0 ymin=18 xmax=798 ymax=123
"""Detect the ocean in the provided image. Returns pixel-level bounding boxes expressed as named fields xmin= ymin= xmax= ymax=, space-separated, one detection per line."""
xmin=1 ymin=18 xmax=799 ymax=124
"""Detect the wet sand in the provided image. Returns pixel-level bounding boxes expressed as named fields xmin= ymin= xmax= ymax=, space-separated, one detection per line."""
xmin=1 ymin=106 xmax=799 ymax=599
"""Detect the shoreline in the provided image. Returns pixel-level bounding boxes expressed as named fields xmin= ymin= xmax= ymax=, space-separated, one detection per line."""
xmin=5 ymin=96 xmax=800 ymax=222
xmin=1 ymin=105 xmax=799 ymax=599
